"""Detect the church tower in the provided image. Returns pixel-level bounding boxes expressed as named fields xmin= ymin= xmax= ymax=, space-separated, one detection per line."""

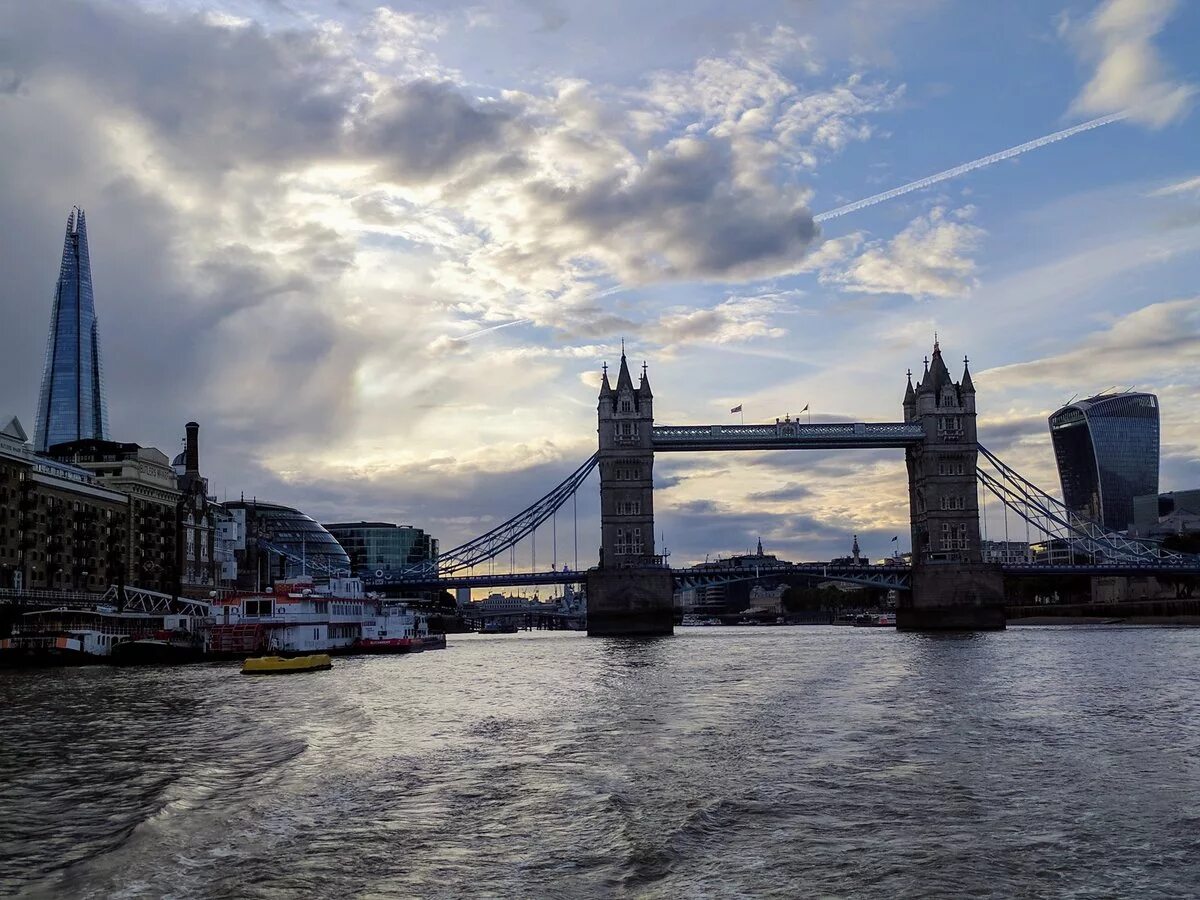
xmin=597 ymin=348 xmax=657 ymax=567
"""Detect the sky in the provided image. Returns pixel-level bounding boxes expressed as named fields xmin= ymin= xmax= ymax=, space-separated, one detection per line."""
xmin=1 ymin=0 xmax=1198 ymax=570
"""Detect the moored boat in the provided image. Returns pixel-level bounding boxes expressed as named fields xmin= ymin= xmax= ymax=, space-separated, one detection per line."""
xmin=212 ymin=578 xmax=447 ymax=658
xmin=0 ymin=607 xmax=165 ymax=666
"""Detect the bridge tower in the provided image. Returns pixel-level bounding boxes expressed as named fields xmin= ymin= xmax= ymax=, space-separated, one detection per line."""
xmin=901 ymin=338 xmax=1005 ymax=630
xmin=587 ymin=349 xmax=674 ymax=636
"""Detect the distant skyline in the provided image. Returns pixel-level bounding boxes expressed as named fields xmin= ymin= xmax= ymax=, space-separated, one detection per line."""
xmin=0 ymin=0 xmax=1197 ymax=566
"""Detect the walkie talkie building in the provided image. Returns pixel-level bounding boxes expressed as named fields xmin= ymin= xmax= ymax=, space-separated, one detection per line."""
xmin=1048 ymin=392 xmax=1159 ymax=533
xmin=34 ymin=208 xmax=110 ymax=452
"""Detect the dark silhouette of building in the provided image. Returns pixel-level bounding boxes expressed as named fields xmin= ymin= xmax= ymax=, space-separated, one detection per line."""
xmin=1048 ymin=392 xmax=1159 ymax=532
xmin=34 ymin=208 xmax=110 ymax=452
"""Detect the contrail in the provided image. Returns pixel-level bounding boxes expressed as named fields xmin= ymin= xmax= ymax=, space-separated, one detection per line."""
xmin=458 ymin=318 xmax=531 ymax=340
xmin=813 ymin=112 xmax=1128 ymax=223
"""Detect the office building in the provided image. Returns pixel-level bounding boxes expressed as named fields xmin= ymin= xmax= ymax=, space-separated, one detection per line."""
xmin=34 ymin=208 xmax=110 ymax=452
xmin=1048 ymin=392 xmax=1159 ymax=532
xmin=1131 ymin=489 xmax=1200 ymax=539
xmin=323 ymin=521 xmax=439 ymax=580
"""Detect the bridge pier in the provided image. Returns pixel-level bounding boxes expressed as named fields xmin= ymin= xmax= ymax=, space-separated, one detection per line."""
xmin=899 ymin=562 xmax=1006 ymax=630
xmin=586 ymin=567 xmax=674 ymax=636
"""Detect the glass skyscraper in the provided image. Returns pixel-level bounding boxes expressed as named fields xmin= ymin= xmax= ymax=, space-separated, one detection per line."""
xmin=34 ymin=207 xmax=110 ymax=453
xmin=1048 ymin=392 xmax=1159 ymax=533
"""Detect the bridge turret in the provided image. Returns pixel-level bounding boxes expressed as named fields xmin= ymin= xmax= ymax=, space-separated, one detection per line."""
xmin=960 ymin=356 xmax=976 ymax=415
xmin=598 ymin=362 xmax=615 ymax=420
xmin=903 ymin=370 xmax=916 ymax=422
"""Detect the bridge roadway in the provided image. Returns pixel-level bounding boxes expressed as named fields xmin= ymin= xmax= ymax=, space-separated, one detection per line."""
xmin=376 ymin=560 xmax=1200 ymax=594
xmin=375 ymin=563 xmax=914 ymax=593
xmin=651 ymin=422 xmax=925 ymax=452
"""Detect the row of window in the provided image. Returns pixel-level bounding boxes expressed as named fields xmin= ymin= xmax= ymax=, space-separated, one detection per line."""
xmin=614 ymin=527 xmax=643 ymax=556
xmin=937 ymin=458 xmax=967 ymax=476
xmin=940 ymin=523 xmax=969 ymax=550
xmin=616 ymin=501 xmax=642 ymax=516
xmin=612 ymin=465 xmax=642 ymax=481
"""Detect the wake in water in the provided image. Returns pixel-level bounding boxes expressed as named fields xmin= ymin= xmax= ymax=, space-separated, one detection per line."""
xmin=814 ymin=112 xmax=1128 ymax=222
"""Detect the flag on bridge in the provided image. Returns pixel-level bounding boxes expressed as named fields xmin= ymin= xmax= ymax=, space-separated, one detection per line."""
xmin=891 ymin=536 xmax=899 ymax=542
xmin=801 ymin=403 xmax=809 ymax=412
xmin=730 ymin=405 xmax=742 ymax=414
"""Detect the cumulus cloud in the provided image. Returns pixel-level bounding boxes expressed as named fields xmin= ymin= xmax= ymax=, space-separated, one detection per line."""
xmin=821 ymin=206 xmax=985 ymax=299
xmin=650 ymin=293 xmax=789 ymax=348
xmin=1066 ymin=0 xmax=1195 ymax=128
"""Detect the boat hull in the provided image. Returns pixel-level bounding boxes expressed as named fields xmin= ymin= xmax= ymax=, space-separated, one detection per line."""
xmin=242 ymin=654 xmax=333 ymax=675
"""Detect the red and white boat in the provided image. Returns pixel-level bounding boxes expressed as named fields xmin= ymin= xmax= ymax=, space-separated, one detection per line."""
xmin=208 ymin=577 xmax=445 ymax=657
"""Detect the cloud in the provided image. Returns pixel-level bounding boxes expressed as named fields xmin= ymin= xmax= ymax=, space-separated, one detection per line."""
xmin=1067 ymin=0 xmax=1195 ymax=128
xmin=649 ymin=292 xmax=789 ymax=348
xmin=820 ymin=206 xmax=985 ymax=298
xmin=981 ymin=296 xmax=1200 ymax=390
xmin=747 ymin=482 xmax=814 ymax=503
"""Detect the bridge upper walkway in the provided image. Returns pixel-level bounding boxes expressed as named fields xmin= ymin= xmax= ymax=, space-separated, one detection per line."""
xmin=652 ymin=422 xmax=925 ymax=451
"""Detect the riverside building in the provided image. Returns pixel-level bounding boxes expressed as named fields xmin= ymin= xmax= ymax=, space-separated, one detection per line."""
xmin=223 ymin=500 xmax=352 ymax=590
xmin=1048 ymin=392 xmax=1159 ymax=533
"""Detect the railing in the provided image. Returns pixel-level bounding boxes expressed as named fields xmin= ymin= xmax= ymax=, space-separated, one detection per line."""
xmin=652 ymin=422 xmax=925 ymax=448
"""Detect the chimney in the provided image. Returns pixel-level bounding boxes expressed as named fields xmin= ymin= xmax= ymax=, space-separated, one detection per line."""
xmin=185 ymin=421 xmax=200 ymax=475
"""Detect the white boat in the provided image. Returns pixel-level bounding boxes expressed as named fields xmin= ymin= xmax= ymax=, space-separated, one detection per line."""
xmin=0 ymin=607 xmax=166 ymax=664
xmin=208 ymin=577 xmax=443 ymax=657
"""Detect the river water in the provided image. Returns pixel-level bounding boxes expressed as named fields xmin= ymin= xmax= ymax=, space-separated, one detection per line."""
xmin=3 ymin=625 xmax=1200 ymax=898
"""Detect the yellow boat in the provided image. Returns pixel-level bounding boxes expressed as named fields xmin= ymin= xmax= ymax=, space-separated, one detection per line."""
xmin=241 ymin=654 xmax=332 ymax=675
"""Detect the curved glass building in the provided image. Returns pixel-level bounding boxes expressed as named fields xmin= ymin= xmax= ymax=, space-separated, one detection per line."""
xmin=1048 ymin=392 xmax=1159 ymax=532
xmin=35 ymin=208 xmax=110 ymax=452
xmin=323 ymin=521 xmax=439 ymax=580
xmin=223 ymin=500 xmax=351 ymax=587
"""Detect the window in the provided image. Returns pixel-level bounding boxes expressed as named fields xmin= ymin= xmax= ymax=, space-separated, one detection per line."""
xmin=940 ymin=496 xmax=966 ymax=510
xmin=617 ymin=501 xmax=641 ymax=516
xmin=937 ymin=457 xmax=966 ymax=476
xmin=614 ymin=527 xmax=643 ymax=556
xmin=940 ymin=522 xmax=968 ymax=550
xmin=619 ymin=399 xmax=633 ymax=413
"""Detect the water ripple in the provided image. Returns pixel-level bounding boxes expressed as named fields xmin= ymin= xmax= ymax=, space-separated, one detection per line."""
xmin=3 ymin=627 xmax=1200 ymax=897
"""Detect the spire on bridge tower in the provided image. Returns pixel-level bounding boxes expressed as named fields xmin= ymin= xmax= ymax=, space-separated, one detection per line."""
xmin=961 ymin=355 xmax=975 ymax=394
xmin=756 ymin=536 xmax=763 ymax=556
xmin=639 ymin=360 xmax=653 ymax=399
xmin=903 ymin=368 xmax=915 ymax=409
xmin=598 ymin=360 xmax=614 ymax=399
xmin=615 ymin=347 xmax=635 ymax=393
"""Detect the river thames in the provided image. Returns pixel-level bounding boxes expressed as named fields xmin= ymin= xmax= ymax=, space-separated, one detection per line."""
xmin=3 ymin=625 xmax=1200 ymax=898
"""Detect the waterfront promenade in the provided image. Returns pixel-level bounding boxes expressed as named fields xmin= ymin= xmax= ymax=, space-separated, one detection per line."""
xmin=3 ymin=626 xmax=1199 ymax=897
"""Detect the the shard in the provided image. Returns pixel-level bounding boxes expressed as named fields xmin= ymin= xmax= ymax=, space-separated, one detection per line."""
xmin=33 ymin=207 xmax=110 ymax=452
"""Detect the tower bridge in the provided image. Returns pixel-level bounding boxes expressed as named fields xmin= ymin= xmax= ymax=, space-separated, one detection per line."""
xmin=378 ymin=338 xmax=1198 ymax=636
xmin=585 ymin=338 xmax=1000 ymax=635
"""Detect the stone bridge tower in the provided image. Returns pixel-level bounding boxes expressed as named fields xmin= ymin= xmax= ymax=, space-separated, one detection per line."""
xmin=589 ymin=349 xmax=674 ymax=636
xmin=901 ymin=338 xmax=1005 ymax=629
